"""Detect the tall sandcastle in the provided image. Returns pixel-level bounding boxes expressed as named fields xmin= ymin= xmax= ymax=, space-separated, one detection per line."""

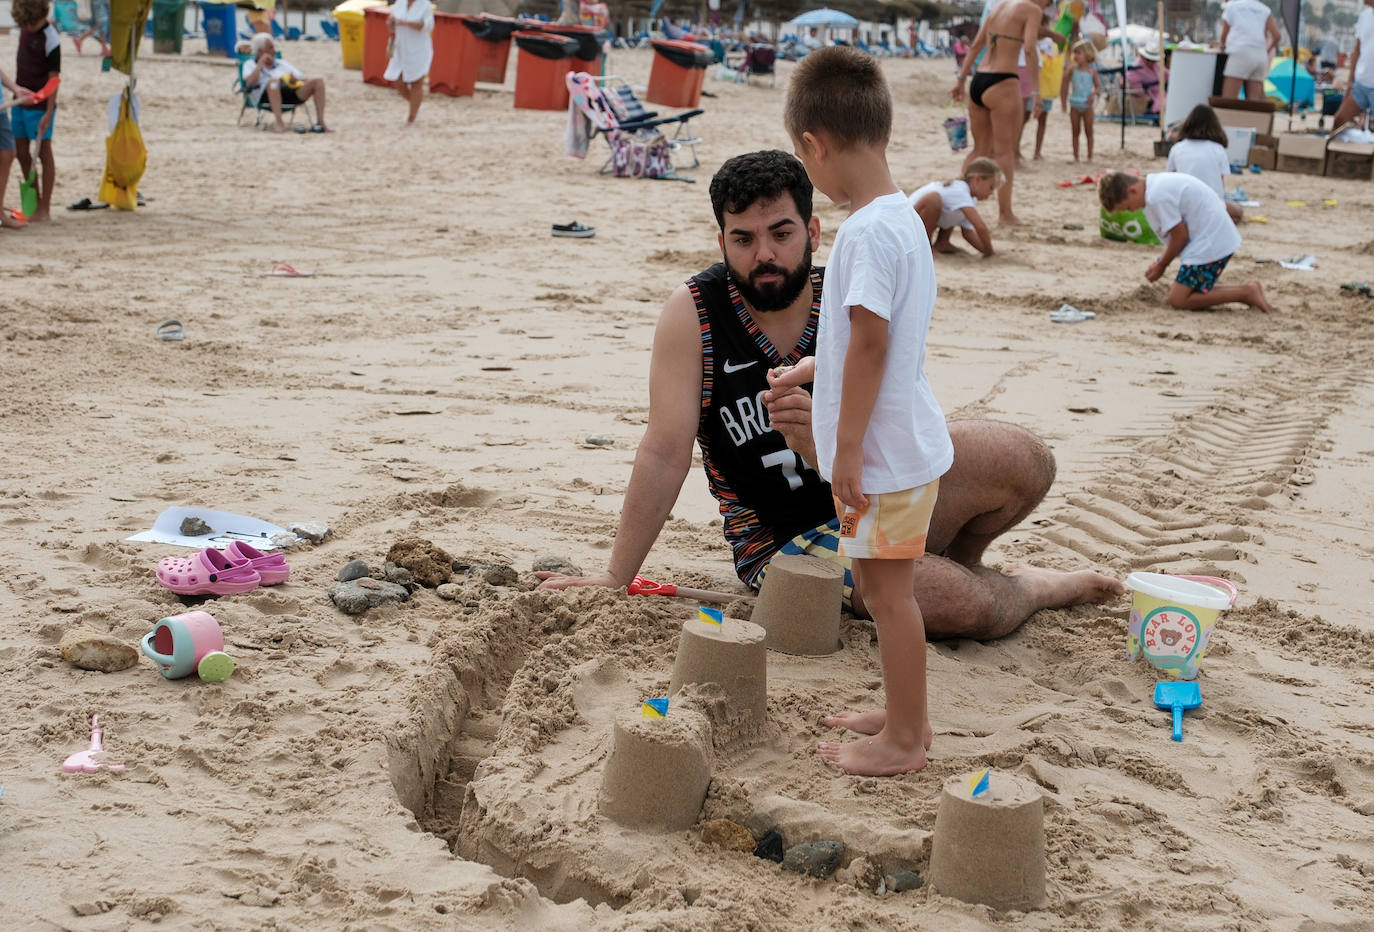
xmin=668 ymin=615 xmax=768 ymax=725
xmin=598 ymin=707 xmax=713 ymax=832
xmin=750 ymin=553 xmax=843 ymax=655
xmin=928 ymin=770 xmax=1047 ymax=911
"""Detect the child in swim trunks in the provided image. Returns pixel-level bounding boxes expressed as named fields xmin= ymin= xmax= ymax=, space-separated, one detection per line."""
xmin=908 ymin=157 xmax=999 ymax=256
xmin=1099 ymin=171 xmax=1273 ymax=313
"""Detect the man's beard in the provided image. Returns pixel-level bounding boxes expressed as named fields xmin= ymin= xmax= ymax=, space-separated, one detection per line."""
xmin=726 ymin=246 xmax=813 ymax=313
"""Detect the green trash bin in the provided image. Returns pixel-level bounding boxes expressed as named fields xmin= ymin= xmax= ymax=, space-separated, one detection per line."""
xmin=152 ymin=0 xmax=187 ymax=54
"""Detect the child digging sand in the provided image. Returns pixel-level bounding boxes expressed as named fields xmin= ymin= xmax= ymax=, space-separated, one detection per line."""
xmin=773 ymin=47 xmax=954 ymax=776
xmin=909 ymin=157 xmax=999 ymax=256
xmin=1099 ymin=171 xmax=1273 ymax=312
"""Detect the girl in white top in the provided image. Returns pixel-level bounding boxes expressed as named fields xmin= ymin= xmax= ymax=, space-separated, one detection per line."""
xmin=907 ymin=157 xmax=1000 ymax=256
xmin=386 ymin=0 xmax=435 ymax=126
xmin=1166 ymin=104 xmax=1241 ymax=224
xmin=1219 ymin=0 xmax=1280 ymax=100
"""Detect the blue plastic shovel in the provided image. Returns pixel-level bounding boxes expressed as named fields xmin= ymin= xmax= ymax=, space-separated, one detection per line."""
xmin=1153 ymin=681 xmax=1201 ymax=742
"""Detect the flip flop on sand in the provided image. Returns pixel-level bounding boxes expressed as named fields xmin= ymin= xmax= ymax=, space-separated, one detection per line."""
xmin=1050 ymin=305 xmax=1096 ymax=323
xmin=267 ymin=263 xmax=314 ymax=277
xmin=155 ymin=319 xmax=186 ymax=341
xmin=552 ymin=221 xmax=595 ymax=238
xmin=68 ymin=198 xmax=110 ymax=211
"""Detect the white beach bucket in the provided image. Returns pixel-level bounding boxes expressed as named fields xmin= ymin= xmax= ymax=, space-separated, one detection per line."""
xmin=1124 ymin=573 xmax=1238 ymax=680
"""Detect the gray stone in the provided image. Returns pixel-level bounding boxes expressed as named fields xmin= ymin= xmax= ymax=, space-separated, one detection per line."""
xmin=329 ymin=579 xmax=410 ymax=614
xmin=337 ymin=560 xmax=371 ymax=582
xmin=383 ymin=561 xmax=414 ymax=586
xmin=435 ymin=583 xmax=461 ymax=601
xmin=455 ymin=559 xmax=518 ymax=587
xmin=290 ymin=522 xmax=331 ymax=543
xmin=781 ymin=840 xmax=844 ymax=878
xmin=178 ymin=516 xmax=212 ymax=536
xmin=70 ymin=901 xmax=114 ymax=917
xmin=889 ymin=870 xmax=922 ymax=893
xmin=532 ymin=555 xmax=582 ymax=577
xmin=743 ymin=811 xmax=774 ymax=842
xmin=584 ymin=434 xmax=614 ymax=446
xmin=60 ymin=628 xmax=140 ymax=673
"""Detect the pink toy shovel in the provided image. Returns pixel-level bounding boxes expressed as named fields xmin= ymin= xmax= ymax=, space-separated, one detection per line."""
xmin=61 ymin=715 xmax=127 ymax=774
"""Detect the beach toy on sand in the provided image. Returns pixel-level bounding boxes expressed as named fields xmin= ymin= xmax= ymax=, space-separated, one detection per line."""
xmin=140 ymin=611 xmax=226 ymax=680
xmin=1125 ymin=573 xmax=1238 ymax=680
xmin=20 ymin=169 xmax=38 ymax=219
xmin=942 ymin=105 xmax=968 ymax=152
xmin=61 ymin=715 xmax=127 ymax=774
xmin=1153 ymin=680 xmax=1201 ymax=742
xmin=627 ymin=574 xmax=751 ymax=605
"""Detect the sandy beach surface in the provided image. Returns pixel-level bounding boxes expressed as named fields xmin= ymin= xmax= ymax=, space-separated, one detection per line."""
xmin=2 ymin=36 xmax=1374 ymax=930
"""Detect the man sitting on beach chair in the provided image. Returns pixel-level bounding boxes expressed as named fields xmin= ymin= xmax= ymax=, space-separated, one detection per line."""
xmin=239 ymin=33 xmax=330 ymax=133
xmin=739 ymin=43 xmax=775 ymax=86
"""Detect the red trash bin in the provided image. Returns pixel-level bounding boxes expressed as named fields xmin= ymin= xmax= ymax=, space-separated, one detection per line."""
xmin=542 ymin=23 xmax=605 ymax=76
xmin=429 ymin=11 xmax=471 ymax=96
xmin=462 ymin=14 xmax=519 ymax=85
xmin=512 ymin=30 xmax=578 ymax=110
xmin=362 ymin=4 xmax=395 ymax=88
xmin=647 ymin=39 xmax=712 ymax=108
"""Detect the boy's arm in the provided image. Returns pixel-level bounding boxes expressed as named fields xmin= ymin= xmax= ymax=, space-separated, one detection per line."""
xmin=832 ymin=306 xmax=888 ymax=509
xmin=961 ymin=208 xmax=995 ymax=256
xmin=1147 ymin=222 xmax=1189 ymax=281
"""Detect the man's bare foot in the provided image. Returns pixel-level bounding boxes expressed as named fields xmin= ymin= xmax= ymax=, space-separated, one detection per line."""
xmin=819 ymin=730 xmax=928 ymax=776
xmin=1005 ymin=564 xmax=1124 ymax=607
xmin=1 ymin=211 xmax=27 ymax=229
xmin=933 ymin=241 xmax=964 ymax=254
xmin=823 ymin=712 xmax=934 ymax=749
xmin=1246 ymin=280 xmax=1274 ymax=313
xmin=999 ymin=213 xmax=1030 ymax=226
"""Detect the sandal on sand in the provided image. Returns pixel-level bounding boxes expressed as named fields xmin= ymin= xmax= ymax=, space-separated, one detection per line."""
xmin=1050 ymin=304 xmax=1096 ymax=323
xmin=68 ymin=198 xmax=110 ymax=211
xmin=156 ymin=548 xmax=261 ymax=596
xmin=552 ymin=221 xmax=595 ymax=238
xmin=224 ymin=540 xmax=291 ymax=585
xmin=155 ymin=319 xmax=186 ymax=341
xmin=268 ymin=263 xmax=314 ymax=277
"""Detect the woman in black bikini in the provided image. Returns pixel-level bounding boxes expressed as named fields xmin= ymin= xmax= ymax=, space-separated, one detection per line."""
xmin=951 ymin=0 xmax=1055 ymax=226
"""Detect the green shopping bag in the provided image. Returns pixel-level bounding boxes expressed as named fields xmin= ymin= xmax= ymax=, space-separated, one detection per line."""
xmin=1099 ymin=207 xmax=1160 ymax=245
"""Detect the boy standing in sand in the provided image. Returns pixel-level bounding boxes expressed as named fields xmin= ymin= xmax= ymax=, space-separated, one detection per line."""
xmin=773 ymin=47 xmax=953 ymax=777
xmin=12 ymin=0 xmax=60 ymax=223
xmin=1099 ymin=171 xmax=1273 ymax=313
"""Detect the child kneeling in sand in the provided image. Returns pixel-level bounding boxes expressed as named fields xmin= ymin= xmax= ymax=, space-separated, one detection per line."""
xmin=1099 ymin=171 xmax=1273 ymax=313
xmin=909 ymin=157 xmax=999 ymax=256
xmin=775 ymin=47 xmax=954 ymax=776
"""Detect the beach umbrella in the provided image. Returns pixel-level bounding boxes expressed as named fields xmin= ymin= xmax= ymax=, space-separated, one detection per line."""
xmin=786 ymin=8 xmax=861 ymax=27
xmin=1265 ymin=57 xmax=1314 ymax=107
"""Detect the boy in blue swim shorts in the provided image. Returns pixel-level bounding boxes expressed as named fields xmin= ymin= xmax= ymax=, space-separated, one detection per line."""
xmin=13 ymin=0 xmax=61 ymax=223
xmin=1099 ymin=171 xmax=1274 ymax=313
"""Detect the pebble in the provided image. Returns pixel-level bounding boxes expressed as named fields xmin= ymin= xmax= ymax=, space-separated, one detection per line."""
xmin=1063 ymin=222 xmax=1085 ymax=230
xmin=743 ymin=811 xmax=773 ymax=841
xmin=178 ymin=516 xmax=212 ymax=536
xmin=531 ymin=555 xmax=582 ymax=577
xmin=435 ymin=583 xmax=461 ymax=601
xmin=781 ymin=840 xmax=844 ymax=878
xmin=455 ymin=560 xmax=518 ymax=587
xmin=386 ymin=538 xmax=453 ymax=588
xmin=69 ymin=901 xmax=114 ymax=917
xmin=888 ymin=870 xmax=922 ymax=893
xmin=290 ymin=522 xmax=331 ymax=544
xmin=847 ymin=856 xmax=883 ymax=891
xmin=383 ymin=561 xmax=414 ymax=586
xmin=337 ymin=560 xmax=371 ymax=582
xmin=753 ymin=828 xmax=785 ymax=863
xmin=329 ymin=579 xmax=410 ymax=614
xmin=1355 ymin=799 xmax=1374 ymax=816
xmin=584 ymin=434 xmax=614 ymax=446
xmin=700 ymin=819 xmax=756 ymax=852
xmin=59 ymin=628 xmax=139 ymax=673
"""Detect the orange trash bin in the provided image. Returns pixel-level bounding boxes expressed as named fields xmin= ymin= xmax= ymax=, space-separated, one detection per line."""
xmin=362 ymin=4 xmax=395 ymax=88
xmin=430 ymin=11 xmax=471 ymax=96
xmin=542 ymin=23 xmax=605 ymax=77
xmin=462 ymin=14 xmax=519 ymax=85
xmin=647 ymin=39 xmax=712 ymax=108
xmin=512 ymin=30 xmax=578 ymax=110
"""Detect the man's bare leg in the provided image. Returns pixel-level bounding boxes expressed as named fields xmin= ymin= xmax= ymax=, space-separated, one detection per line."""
xmin=266 ymin=84 xmax=287 ymax=133
xmin=300 ymin=79 xmax=329 ymax=129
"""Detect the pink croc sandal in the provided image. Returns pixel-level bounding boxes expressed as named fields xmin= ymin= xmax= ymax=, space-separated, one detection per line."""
xmin=224 ymin=540 xmax=291 ymax=586
xmin=156 ymin=548 xmax=261 ymax=596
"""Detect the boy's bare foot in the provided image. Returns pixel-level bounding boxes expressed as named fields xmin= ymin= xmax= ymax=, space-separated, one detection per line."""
xmin=28 ymin=208 xmax=51 ymax=222
xmin=933 ymin=241 xmax=964 ymax=254
xmin=999 ymin=213 xmax=1030 ymax=226
xmin=823 ymin=711 xmax=934 ymax=750
xmin=1246 ymin=280 xmax=1274 ymax=313
xmin=1005 ymin=564 xmax=1124 ymax=605
xmin=819 ymin=731 xmax=928 ymax=776
xmin=1033 ymin=153 xmax=1043 ymax=160
xmin=1 ymin=211 xmax=27 ymax=229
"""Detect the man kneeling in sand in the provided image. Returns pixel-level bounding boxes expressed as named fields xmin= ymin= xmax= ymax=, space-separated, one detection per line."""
xmin=539 ymin=150 xmax=1121 ymax=675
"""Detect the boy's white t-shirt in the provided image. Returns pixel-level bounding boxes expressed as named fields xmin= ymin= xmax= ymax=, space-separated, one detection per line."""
xmin=1145 ymin=172 xmax=1242 ymax=266
xmin=812 ymin=192 xmax=954 ymax=495
xmin=908 ymin=180 xmax=976 ymax=230
xmin=1165 ymin=139 xmax=1230 ymax=199
xmin=1357 ymin=8 xmax=1374 ymax=86
xmin=1221 ymin=0 xmax=1271 ymax=52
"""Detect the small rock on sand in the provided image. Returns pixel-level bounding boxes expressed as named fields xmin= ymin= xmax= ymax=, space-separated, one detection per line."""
xmin=700 ymin=819 xmax=756 ymax=852
xmin=435 ymin=583 xmax=461 ymax=601
xmin=753 ymin=829 xmax=785 ymax=863
xmin=290 ymin=522 xmax=331 ymax=544
xmin=329 ymin=579 xmax=410 ymax=614
xmin=178 ymin=516 xmax=212 ymax=536
xmin=337 ymin=559 xmax=371 ymax=582
xmin=386 ymin=539 xmax=453 ymax=588
xmin=59 ymin=628 xmax=139 ymax=673
xmin=888 ymin=870 xmax=922 ymax=893
xmin=781 ymin=840 xmax=844 ymax=878
xmin=532 ymin=555 xmax=582 ymax=577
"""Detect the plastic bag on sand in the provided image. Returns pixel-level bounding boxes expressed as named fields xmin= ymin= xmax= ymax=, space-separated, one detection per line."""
xmin=99 ymin=88 xmax=146 ymax=212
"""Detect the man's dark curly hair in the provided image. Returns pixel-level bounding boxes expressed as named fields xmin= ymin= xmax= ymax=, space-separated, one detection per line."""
xmin=708 ymin=150 xmax=813 ymax=231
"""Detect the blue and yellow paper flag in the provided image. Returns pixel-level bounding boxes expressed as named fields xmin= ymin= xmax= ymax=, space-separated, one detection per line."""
xmin=969 ymin=767 xmax=990 ymax=798
xmin=640 ymin=697 xmax=669 ymax=718
xmin=697 ymin=606 xmax=723 ymax=626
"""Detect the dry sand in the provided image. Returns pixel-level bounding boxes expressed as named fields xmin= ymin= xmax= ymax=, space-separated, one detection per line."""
xmin=2 ymin=37 xmax=1373 ymax=930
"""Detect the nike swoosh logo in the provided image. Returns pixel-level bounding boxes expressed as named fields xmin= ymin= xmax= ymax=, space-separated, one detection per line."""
xmin=722 ymin=359 xmax=758 ymax=373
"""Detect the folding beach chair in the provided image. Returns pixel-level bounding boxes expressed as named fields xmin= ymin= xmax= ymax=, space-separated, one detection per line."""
xmin=234 ymin=53 xmax=313 ymax=129
xmin=567 ymin=72 xmax=703 ymax=180
xmin=740 ymin=43 xmax=776 ymax=87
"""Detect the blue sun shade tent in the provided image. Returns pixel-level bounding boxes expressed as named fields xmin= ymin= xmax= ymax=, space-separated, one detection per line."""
xmin=1264 ymin=57 xmax=1314 ymax=106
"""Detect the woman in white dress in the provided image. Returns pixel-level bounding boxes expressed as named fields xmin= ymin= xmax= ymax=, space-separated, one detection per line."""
xmin=386 ymin=0 xmax=435 ymax=125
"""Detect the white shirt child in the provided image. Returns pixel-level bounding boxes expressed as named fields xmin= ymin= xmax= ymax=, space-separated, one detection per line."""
xmin=1144 ymin=172 xmax=1242 ymax=267
xmin=812 ymin=192 xmax=954 ymax=494
xmin=908 ymin=180 xmax=977 ymax=230
xmin=1166 ymin=139 xmax=1231 ymax=199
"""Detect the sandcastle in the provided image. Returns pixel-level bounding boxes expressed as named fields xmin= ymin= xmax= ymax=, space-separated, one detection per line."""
xmin=668 ymin=616 xmax=768 ymax=725
xmin=598 ymin=707 xmax=713 ymax=832
xmin=750 ymin=553 xmax=843 ymax=655
xmin=928 ymin=770 xmax=1046 ymax=912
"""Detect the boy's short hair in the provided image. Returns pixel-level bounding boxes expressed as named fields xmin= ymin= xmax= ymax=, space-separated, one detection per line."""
xmin=784 ymin=46 xmax=891 ymax=149
xmin=964 ymin=156 xmax=1002 ymax=186
xmin=1098 ymin=171 xmax=1137 ymax=211
xmin=11 ymin=0 xmax=50 ymax=29
xmin=709 ymin=150 xmax=813 ymax=230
